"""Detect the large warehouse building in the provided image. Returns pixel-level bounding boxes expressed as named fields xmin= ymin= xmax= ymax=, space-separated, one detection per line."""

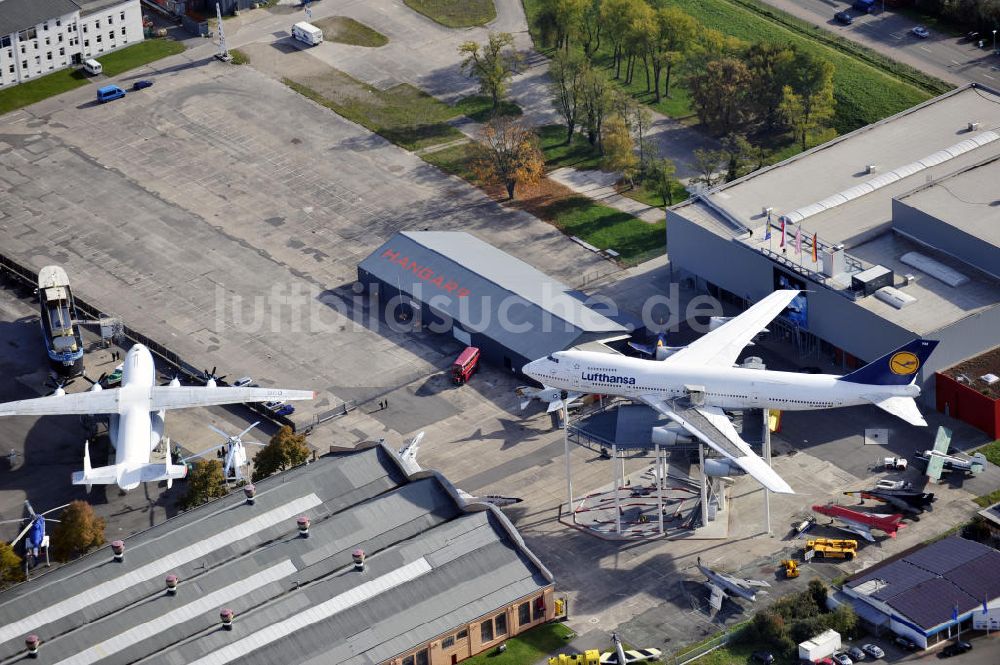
xmin=667 ymin=84 xmax=1000 ymax=406
xmin=840 ymin=536 xmax=1000 ymax=648
xmin=0 ymin=0 xmax=144 ymax=88
xmin=358 ymin=231 xmax=627 ymax=375
xmin=0 ymin=444 xmax=556 ymax=665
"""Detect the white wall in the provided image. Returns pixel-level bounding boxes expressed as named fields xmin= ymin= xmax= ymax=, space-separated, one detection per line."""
xmin=0 ymin=0 xmax=143 ymax=88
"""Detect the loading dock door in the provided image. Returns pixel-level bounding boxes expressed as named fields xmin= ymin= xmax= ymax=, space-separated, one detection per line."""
xmin=453 ymin=327 xmax=472 ymax=346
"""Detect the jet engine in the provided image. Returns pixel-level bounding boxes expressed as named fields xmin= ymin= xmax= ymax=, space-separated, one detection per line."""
xmin=703 ymin=458 xmax=747 ymax=478
xmin=650 ymin=424 xmax=693 ymax=446
xmin=708 ymin=316 xmax=731 ymax=331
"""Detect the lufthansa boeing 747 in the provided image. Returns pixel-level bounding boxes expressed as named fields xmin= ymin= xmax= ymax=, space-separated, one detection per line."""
xmin=524 ymin=290 xmax=938 ymax=494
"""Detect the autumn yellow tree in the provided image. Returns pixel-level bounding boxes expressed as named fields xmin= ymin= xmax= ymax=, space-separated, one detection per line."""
xmin=0 ymin=543 xmax=24 ymax=586
xmin=252 ymin=426 xmax=310 ymax=482
xmin=601 ymin=115 xmax=638 ymax=187
xmin=50 ymin=501 xmax=106 ymax=563
xmin=181 ymin=459 xmax=229 ymax=509
xmin=471 ymin=117 xmax=545 ymax=200
xmin=458 ymin=32 xmax=521 ymax=111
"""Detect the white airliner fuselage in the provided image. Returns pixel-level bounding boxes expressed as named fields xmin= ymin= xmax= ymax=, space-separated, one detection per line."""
xmin=525 ymin=351 xmax=920 ymax=414
xmin=109 ymin=344 xmax=165 ymax=477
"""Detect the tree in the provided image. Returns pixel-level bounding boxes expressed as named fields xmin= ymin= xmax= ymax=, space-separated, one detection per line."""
xmin=688 ymin=57 xmax=753 ymax=135
xmin=745 ymin=41 xmax=795 ymax=130
xmin=808 ymin=578 xmax=829 ymax=608
xmin=576 ymin=0 xmax=603 ymax=58
xmin=645 ymin=157 xmax=677 ymax=207
xmin=825 ymin=604 xmax=858 ymax=637
xmin=602 ymin=115 xmax=638 ymax=186
xmin=0 ymin=543 xmax=23 ymax=586
xmin=181 ymin=459 xmax=229 ymax=510
xmin=642 ymin=7 xmax=698 ymax=102
xmin=252 ymin=426 xmax=310 ymax=482
xmin=50 ymin=501 xmax=105 ymax=563
xmin=458 ymin=32 xmax=521 ymax=111
xmin=601 ymin=0 xmax=643 ymax=79
xmin=471 ymin=117 xmax=545 ymax=200
xmin=550 ymin=50 xmax=589 ymax=144
xmin=580 ymin=67 xmax=614 ymax=149
xmin=534 ymin=0 xmax=588 ymax=50
xmin=720 ymin=133 xmax=760 ymax=182
xmin=777 ymin=50 xmax=835 ymax=149
xmin=691 ymin=147 xmax=723 ymax=189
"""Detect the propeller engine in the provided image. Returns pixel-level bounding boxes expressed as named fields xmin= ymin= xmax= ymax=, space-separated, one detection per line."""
xmin=201 ymin=366 xmax=226 ymax=388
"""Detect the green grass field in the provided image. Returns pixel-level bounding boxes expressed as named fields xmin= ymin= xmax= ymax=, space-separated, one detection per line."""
xmin=537 ymin=125 xmax=604 ymax=170
xmin=0 ymin=68 xmax=89 ymax=115
xmin=283 ymin=74 xmax=464 ymax=151
xmin=975 ymin=439 xmax=1000 ymax=466
xmin=522 ymin=0 xmax=935 ymax=135
xmin=620 ymin=179 xmax=691 ymax=209
xmin=404 ymin=0 xmax=496 ymax=28
xmin=312 ymin=17 xmax=388 ymax=47
xmin=547 ymin=196 xmax=664 ymax=265
xmin=460 ymin=622 xmax=575 ymax=665
xmin=97 ymin=39 xmax=185 ymax=77
xmin=452 ymin=95 xmax=522 ymax=122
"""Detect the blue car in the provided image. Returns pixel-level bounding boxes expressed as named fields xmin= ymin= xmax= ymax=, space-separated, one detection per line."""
xmin=132 ymin=79 xmax=153 ymax=90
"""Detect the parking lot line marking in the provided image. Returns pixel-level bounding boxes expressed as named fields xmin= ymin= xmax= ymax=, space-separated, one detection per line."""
xmin=985 ymin=73 xmax=996 ymax=80
xmin=919 ymin=46 xmax=932 ymax=52
xmin=951 ymin=60 xmax=960 ymax=65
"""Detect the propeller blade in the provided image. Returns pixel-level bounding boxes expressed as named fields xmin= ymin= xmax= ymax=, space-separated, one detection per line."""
xmin=216 ymin=375 xmax=227 ymax=382
xmin=237 ymin=422 xmax=260 ymax=439
xmin=208 ymin=425 xmax=232 ymax=440
xmin=244 ymin=441 xmax=266 ymax=447
xmin=10 ymin=520 xmax=33 ymax=547
xmin=211 ymin=366 xmax=217 ymax=377
xmin=39 ymin=503 xmax=72 ymax=517
xmin=181 ymin=444 xmax=227 ymax=462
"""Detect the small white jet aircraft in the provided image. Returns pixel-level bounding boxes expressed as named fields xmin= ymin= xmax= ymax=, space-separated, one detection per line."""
xmin=919 ymin=425 xmax=987 ymax=480
xmin=0 ymin=344 xmax=314 ymax=491
xmin=696 ymin=557 xmax=770 ymax=611
xmin=523 ymin=290 xmax=939 ymax=495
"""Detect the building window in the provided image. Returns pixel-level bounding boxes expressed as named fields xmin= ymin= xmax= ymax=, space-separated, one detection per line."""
xmin=121 ymin=27 xmax=126 ymax=36
xmin=46 ymin=52 xmax=52 ymax=60
xmin=495 ymin=613 xmax=508 ymax=636
xmin=82 ymin=25 xmax=88 ymax=34
xmin=21 ymin=60 xmax=27 ymax=70
xmin=95 ymin=19 xmax=101 ymax=28
xmin=120 ymin=11 xmax=126 ymax=21
xmin=416 ymin=650 xmax=429 ymax=665
xmin=43 ymin=22 xmax=49 ymax=31
xmin=480 ymin=620 xmax=494 ymax=643
xmin=107 ymin=15 xmax=113 ymax=24
xmin=457 ymin=630 xmax=468 ymax=640
xmin=0 ymin=36 xmax=9 ymax=48
xmin=84 ymin=39 xmax=89 ymax=48
xmin=108 ymin=31 xmax=114 ymax=40
xmin=518 ymin=602 xmax=530 ymax=626
xmin=96 ymin=35 xmax=102 ymax=43
xmin=56 ymin=19 xmax=61 ymax=27
xmin=402 ymin=656 xmax=414 ymax=665
xmin=442 ymin=636 xmax=455 ymax=649
xmin=58 ymin=33 xmax=63 ymax=43
xmin=59 ymin=47 xmax=65 ymax=56
xmin=533 ymin=596 xmax=546 ymax=622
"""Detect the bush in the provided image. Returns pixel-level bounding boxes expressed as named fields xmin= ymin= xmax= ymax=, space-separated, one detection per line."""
xmin=252 ymin=426 xmax=310 ymax=481
xmin=50 ymin=501 xmax=106 ymax=562
xmin=181 ymin=459 xmax=229 ymax=509
xmin=0 ymin=543 xmax=24 ymax=586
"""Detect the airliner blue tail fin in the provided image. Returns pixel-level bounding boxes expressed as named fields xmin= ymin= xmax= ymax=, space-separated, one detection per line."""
xmin=838 ymin=339 xmax=939 ymax=385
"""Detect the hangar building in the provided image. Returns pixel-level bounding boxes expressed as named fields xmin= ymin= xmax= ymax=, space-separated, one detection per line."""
xmin=839 ymin=536 xmax=1000 ymax=648
xmin=667 ymin=84 xmax=1000 ymax=405
xmin=358 ymin=231 xmax=627 ymax=375
xmin=0 ymin=443 xmax=556 ymax=665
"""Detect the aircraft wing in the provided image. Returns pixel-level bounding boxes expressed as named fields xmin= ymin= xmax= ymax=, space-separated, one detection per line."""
xmin=932 ymin=425 xmax=952 ymax=454
xmin=925 ymin=454 xmax=945 ymax=481
xmin=707 ymin=582 xmax=726 ymax=611
xmin=149 ymin=386 xmax=315 ymax=411
xmin=665 ymin=290 xmax=799 ymax=368
xmin=640 ymin=396 xmax=794 ymax=494
xmin=0 ymin=389 xmax=122 ymax=416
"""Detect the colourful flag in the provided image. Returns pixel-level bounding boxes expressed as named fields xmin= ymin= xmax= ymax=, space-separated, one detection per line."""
xmin=779 ymin=218 xmax=785 ymax=248
xmin=795 ymin=227 xmax=802 ymax=254
xmin=984 ymin=597 xmax=989 ymax=615
xmin=812 ymin=233 xmax=818 ymax=263
xmin=764 ymin=223 xmax=771 ymax=241
xmin=952 ymin=604 xmax=959 ymax=622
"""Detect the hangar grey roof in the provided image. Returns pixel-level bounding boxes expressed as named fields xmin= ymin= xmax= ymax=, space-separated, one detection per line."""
xmin=0 ymin=444 xmax=552 ymax=665
xmin=847 ymin=536 xmax=1000 ymax=630
xmin=359 ymin=231 xmax=626 ymax=359
xmin=0 ymin=0 xmax=79 ymax=35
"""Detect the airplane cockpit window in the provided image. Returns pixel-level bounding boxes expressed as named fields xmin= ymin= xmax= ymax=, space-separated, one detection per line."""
xmin=547 ymin=355 xmax=559 ymax=363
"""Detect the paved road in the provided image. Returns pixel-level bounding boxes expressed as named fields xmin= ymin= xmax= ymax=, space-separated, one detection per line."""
xmin=761 ymin=0 xmax=1000 ymax=88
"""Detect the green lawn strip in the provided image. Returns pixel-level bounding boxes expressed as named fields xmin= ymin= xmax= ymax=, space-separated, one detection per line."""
xmin=619 ymin=180 xmax=691 ymax=209
xmin=522 ymin=0 xmax=932 ymax=135
xmin=282 ymin=74 xmax=463 ymax=151
xmin=420 ymin=141 xmax=474 ymax=176
xmin=537 ymin=125 xmax=604 ymax=170
xmin=546 ymin=196 xmax=664 ymax=266
xmin=97 ymin=39 xmax=186 ymax=77
xmin=403 ymin=0 xmax=496 ymax=28
xmin=724 ymin=0 xmax=952 ymax=95
xmin=0 ymin=68 xmax=89 ymax=115
xmin=460 ymin=622 xmax=575 ymax=665
xmin=974 ymin=439 xmax=1000 ymax=467
xmin=311 ymin=16 xmax=388 ymax=47
xmin=230 ymin=49 xmax=250 ymax=65
xmin=974 ymin=489 xmax=1000 ymax=508
xmin=452 ymin=95 xmax=522 ymax=122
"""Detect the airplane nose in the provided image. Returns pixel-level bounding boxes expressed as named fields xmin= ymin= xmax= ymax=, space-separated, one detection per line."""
xmin=522 ymin=359 xmax=541 ymax=378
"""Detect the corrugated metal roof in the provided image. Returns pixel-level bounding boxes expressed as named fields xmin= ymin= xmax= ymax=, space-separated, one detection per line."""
xmin=358 ymin=232 xmax=625 ymax=361
xmin=0 ymin=0 xmax=79 ymax=36
xmin=847 ymin=536 xmax=1000 ymax=630
xmin=0 ymin=445 xmax=550 ymax=665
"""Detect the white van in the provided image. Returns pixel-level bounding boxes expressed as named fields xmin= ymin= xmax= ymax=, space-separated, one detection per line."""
xmin=83 ymin=58 xmax=103 ymax=75
xmin=291 ymin=22 xmax=323 ymax=46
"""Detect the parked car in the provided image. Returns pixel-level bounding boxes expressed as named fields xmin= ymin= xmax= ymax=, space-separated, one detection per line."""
xmin=965 ymin=31 xmax=980 ymax=42
xmin=104 ymin=363 xmax=124 ymax=386
xmin=131 ymin=79 xmax=153 ymax=90
xmin=834 ymin=10 xmax=854 ymax=24
xmin=263 ymin=401 xmax=294 ymax=416
xmin=912 ymin=26 xmax=930 ymax=38
xmin=875 ymin=479 xmax=912 ymax=490
xmin=861 ymin=644 xmax=884 ymax=659
xmin=940 ymin=640 xmax=972 ymax=657
xmin=751 ymin=651 xmax=774 ymax=664
xmin=893 ymin=635 xmax=919 ymax=651
xmin=233 ymin=376 xmax=253 ymax=388
xmin=832 ymin=652 xmax=853 ymax=665
xmin=96 ymin=85 xmax=126 ymax=103
xmin=847 ymin=646 xmax=866 ymax=661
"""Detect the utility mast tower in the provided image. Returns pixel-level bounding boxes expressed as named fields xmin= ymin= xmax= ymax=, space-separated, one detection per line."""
xmin=215 ymin=2 xmax=231 ymax=62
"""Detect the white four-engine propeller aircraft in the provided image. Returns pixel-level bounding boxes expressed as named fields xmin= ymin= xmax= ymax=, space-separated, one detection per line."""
xmin=524 ymin=290 xmax=939 ymax=495
xmin=0 ymin=343 xmax=314 ymax=492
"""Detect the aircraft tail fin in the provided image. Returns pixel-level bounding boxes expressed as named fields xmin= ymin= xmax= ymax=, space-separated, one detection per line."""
xmin=71 ymin=441 xmax=117 ymax=492
xmin=864 ymin=395 xmax=928 ymax=426
xmin=139 ymin=459 xmax=188 ymax=487
xmin=839 ymin=339 xmax=938 ymax=386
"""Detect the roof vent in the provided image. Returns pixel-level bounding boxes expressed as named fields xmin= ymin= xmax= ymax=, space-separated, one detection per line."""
xmin=852 ymin=265 xmax=893 ymax=297
xmin=900 ymin=252 xmax=969 ymax=287
xmin=875 ymin=286 xmax=916 ymax=309
xmin=983 ymin=374 xmax=999 ymax=385
xmin=866 ymin=164 xmax=878 ymax=174
xmin=968 ymin=121 xmax=980 ymax=132
xmin=903 ymin=273 xmax=915 ymax=286
xmin=762 ymin=206 xmax=773 ymax=217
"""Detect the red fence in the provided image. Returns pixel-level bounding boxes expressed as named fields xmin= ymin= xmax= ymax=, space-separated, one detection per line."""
xmin=936 ymin=373 xmax=1000 ymax=439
